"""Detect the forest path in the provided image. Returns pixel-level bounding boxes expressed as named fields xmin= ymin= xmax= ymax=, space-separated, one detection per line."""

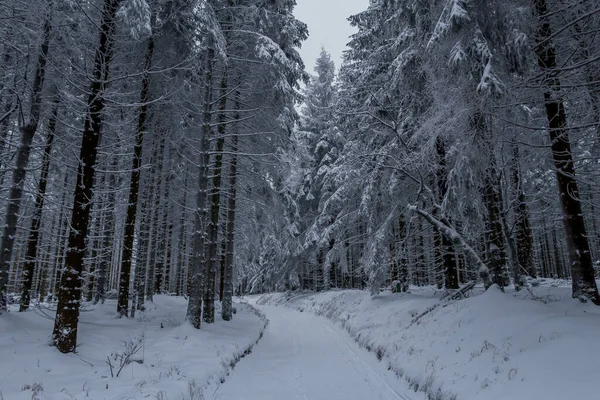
xmin=214 ymin=303 xmax=417 ymax=400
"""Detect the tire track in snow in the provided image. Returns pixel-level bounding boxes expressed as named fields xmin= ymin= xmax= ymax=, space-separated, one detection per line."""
xmin=216 ymin=305 xmax=418 ymax=400
xmin=291 ymin=319 xmax=309 ymax=400
xmin=320 ymin=318 xmax=414 ymax=400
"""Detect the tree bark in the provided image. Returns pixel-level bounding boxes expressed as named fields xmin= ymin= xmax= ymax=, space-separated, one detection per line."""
xmin=0 ymin=2 xmax=53 ymax=312
xmin=95 ymin=158 xmax=117 ymax=304
xmin=0 ymin=21 xmax=16 ymax=176
xmin=163 ymin=218 xmax=174 ymax=293
xmin=203 ymin=68 xmax=228 ymax=323
xmin=19 ymin=100 xmax=57 ymax=311
xmin=512 ymin=146 xmax=535 ymax=278
xmin=435 ymin=136 xmax=459 ymax=289
xmin=52 ymin=173 xmax=70 ymax=298
xmin=130 ymin=188 xmax=151 ymax=317
xmin=186 ymin=35 xmax=215 ymax=328
xmin=219 ymin=235 xmax=227 ymax=300
xmin=532 ymin=0 xmax=600 ymax=304
xmin=472 ymin=111 xmax=508 ymax=289
xmin=52 ymin=0 xmax=122 ymax=352
xmin=117 ymin=33 xmax=154 ymax=316
xmin=146 ymin=136 xmax=165 ymax=301
xmin=0 ymin=100 xmax=16 ymax=173
xmin=222 ymin=117 xmax=238 ymax=320
xmin=176 ymin=174 xmax=189 ymax=297
xmin=85 ymin=200 xmax=103 ymax=302
xmin=133 ymin=138 xmax=160 ymax=313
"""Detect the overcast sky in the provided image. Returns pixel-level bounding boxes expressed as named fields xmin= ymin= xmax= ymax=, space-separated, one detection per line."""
xmin=294 ymin=0 xmax=369 ymax=75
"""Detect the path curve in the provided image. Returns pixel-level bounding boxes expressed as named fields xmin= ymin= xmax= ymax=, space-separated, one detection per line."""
xmin=215 ymin=303 xmax=417 ymax=400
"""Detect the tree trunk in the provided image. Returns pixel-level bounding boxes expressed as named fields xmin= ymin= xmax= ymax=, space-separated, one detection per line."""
xmin=0 ymin=100 xmax=15 ymax=173
xmin=512 ymin=146 xmax=535 ymax=278
xmin=131 ymin=188 xmax=151 ymax=317
xmin=472 ymin=111 xmax=508 ymax=289
xmin=219 ymin=236 xmax=227 ymax=300
xmin=19 ymin=100 xmax=57 ymax=311
xmin=532 ymin=0 xmax=600 ymax=304
xmin=186 ymin=35 xmax=215 ymax=328
xmin=0 ymin=3 xmax=53 ymax=312
xmin=0 ymin=22 xmax=16 ymax=176
xmin=134 ymin=138 xmax=161 ymax=313
xmin=222 ymin=130 xmax=238 ymax=321
xmin=52 ymin=173 xmax=70 ymax=298
xmin=146 ymin=136 xmax=165 ymax=302
xmin=203 ymin=68 xmax=228 ymax=324
xmin=38 ymin=249 xmax=50 ymax=303
xmin=117 ymin=33 xmax=154 ymax=316
xmin=176 ymin=174 xmax=189 ymax=297
xmin=435 ymin=136 xmax=459 ymax=289
xmin=156 ymin=159 xmax=172 ymax=294
xmin=85 ymin=201 xmax=103 ymax=302
xmin=164 ymin=218 xmax=173 ymax=293
xmin=52 ymin=0 xmax=122 ymax=353
xmin=95 ymin=158 xmax=117 ymax=304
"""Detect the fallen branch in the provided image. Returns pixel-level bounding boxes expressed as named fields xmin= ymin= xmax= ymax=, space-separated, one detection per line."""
xmin=409 ymin=282 xmax=477 ymax=327
xmin=408 ymin=205 xmax=492 ymax=289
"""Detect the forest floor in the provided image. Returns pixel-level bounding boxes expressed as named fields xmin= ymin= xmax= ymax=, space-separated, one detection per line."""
xmin=0 ymin=295 xmax=267 ymax=400
xmin=256 ymin=280 xmax=600 ymax=400
xmin=3 ymin=281 xmax=598 ymax=400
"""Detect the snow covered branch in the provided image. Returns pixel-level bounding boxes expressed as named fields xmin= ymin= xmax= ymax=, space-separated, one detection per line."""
xmin=408 ymin=204 xmax=492 ymax=290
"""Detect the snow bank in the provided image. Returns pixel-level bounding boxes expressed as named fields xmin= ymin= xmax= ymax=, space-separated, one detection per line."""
xmin=0 ymin=296 xmax=267 ymax=400
xmin=258 ymin=283 xmax=600 ymax=400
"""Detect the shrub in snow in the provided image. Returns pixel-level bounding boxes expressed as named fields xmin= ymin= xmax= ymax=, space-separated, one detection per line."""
xmin=106 ymin=335 xmax=144 ymax=377
xmin=186 ymin=380 xmax=204 ymax=400
xmin=21 ymin=382 xmax=44 ymax=400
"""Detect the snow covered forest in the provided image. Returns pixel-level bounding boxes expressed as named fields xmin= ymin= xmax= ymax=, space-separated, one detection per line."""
xmin=0 ymin=0 xmax=600 ymax=397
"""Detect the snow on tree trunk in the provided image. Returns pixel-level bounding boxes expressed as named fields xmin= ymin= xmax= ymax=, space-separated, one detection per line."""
xmin=435 ymin=136 xmax=459 ymax=290
xmin=131 ymin=190 xmax=147 ymax=314
xmin=146 ymin=136 xmax=166 ymax=302
xmin=0 ymin=3 xmax=53 ymax=312
xmin=512 ymin=146 xmax=535 ymax=278
xmin=134 ymin=135 xmax=161 ymax=313
xmin=163 ymin=218 xmax=174 ymax=293
xmin=117 ymin=32 xmax=154 ymax=316
xmin=472 ymin=111 xmax=508 ymax=289
xmin=531 ymin=0 xmax=600 ymax=305
xmin=52 ymin=0 xmax=122 ymax=353
xmin=222 ymin=121 xmax=238 ymax=321
xmin=95 ymin=158 xmax=117 ymax=305
xmin=85 ymin=201 xmax=103 ymax=302
xmin=186 ymin=35 xmax=216 ymax=329
xmin=0 ymin=22 xmax=16 ymax=176
xmin=19 ymin=100 xmax=57 ymax=311
xmin=51 ymin=173 xmax=70 ymax=298
xmin=176 ymin=177 xmax=189 ymax=297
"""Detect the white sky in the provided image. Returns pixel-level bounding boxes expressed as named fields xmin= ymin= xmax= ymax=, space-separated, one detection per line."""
xmin=294 ymin=0 xmax=369 ymax=75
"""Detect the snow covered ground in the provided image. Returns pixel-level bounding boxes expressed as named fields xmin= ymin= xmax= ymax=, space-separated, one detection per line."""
xmin=0 ymin=295 xmax=267 ymax=400
xmin=3 ymin=283 xmax=598 ymax=400
xmin=217 ymin=303 xmax=424 ymax=400
xmin=257 ymin=281 xmax=600 ymax=400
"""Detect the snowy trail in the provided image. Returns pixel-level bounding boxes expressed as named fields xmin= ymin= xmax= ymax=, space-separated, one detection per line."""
xmin=215 ymin=304 xmax=416 ymax=400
